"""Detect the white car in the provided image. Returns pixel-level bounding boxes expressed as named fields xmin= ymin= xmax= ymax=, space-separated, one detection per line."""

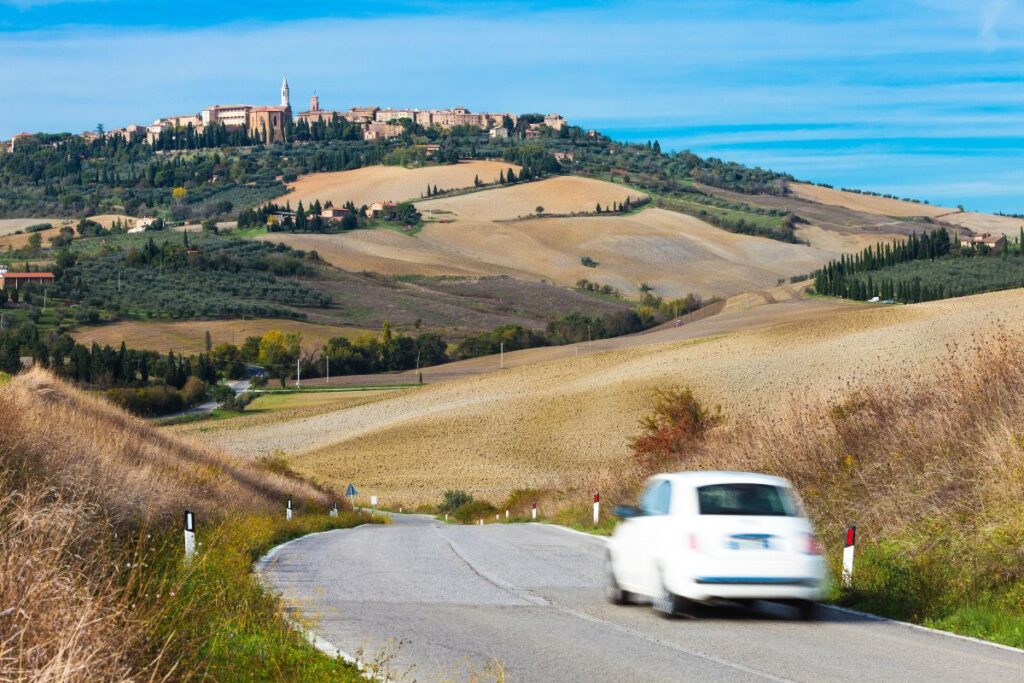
xmin=606 ymin=471 xmax=827 ymax=619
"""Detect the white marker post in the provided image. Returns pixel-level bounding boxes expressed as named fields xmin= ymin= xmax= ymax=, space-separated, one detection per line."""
xmin=330 ymin=502 xmax=338 ymax=517
xmin=842 ymin=525 xmax=856 ymax=587
xmin=286 ymin=497 xmax=293 ymax=522
xmin=183 ymin=510 xmax=196 ymax=562
xmin=505 ymin=509 xmax=509 ymax=520
xmin=593 ymin=492 xmax=600 ymax=526
xmin=444 ymin=513 xmax=448 ymax=522
xmin=371 ymin=495 xmax=378 ymax=516
xmin=531 ymin=502 xmax=538 ymax=521
xmin=496 ymin=513 xmax=500 ymax=522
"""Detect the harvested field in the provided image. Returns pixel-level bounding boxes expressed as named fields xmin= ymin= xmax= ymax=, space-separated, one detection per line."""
xmin=276 ymin=160 xmax=517 ymax=208
xmin=931 ymin=210 xmax=1024 ymax=237
xmin=0 ymin=217 xmax=64 ymax=236
xmin=186 ymin=289 xmax=1024 ymax=504
xmin=73 ymin=318 xmax=372 ymax=353
xmin=788 ymin=182 xmax=1023 ymax=237
xmin=87 ymin=213 xmax=137 ymax=229
xmin=188 ymin=286 xmax=1024 ymax=505
xmin=420 ymin=175 xmax=647 ymax=221
xmin=266 ymin=203 xmax=835 ymax=300
xmin=295 ymin=271 xmax=633 ymax=338
xmin=169 ymin=388 xmax=404 ymax=437
xmin=789 ymin=182 xmax=951 ymax=218
xmin=0 ymin=225 xmax=63 ymax=249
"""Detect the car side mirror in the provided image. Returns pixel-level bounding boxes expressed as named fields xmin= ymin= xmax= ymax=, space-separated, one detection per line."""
xmin=613 ymin=504 xmax=643 ymax=519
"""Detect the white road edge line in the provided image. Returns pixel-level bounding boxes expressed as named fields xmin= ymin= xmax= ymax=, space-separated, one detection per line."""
xmin=255 ymin=528 xmax=390 ymax=682
xmin=824 ymin=605 xmax=1024 ymax=656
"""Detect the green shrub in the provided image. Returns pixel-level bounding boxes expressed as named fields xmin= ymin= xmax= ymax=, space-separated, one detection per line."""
xmin=439 ymin=489 xmax=473 ymax=514
xmin=452 ymin=499 xmax=497 ymax=524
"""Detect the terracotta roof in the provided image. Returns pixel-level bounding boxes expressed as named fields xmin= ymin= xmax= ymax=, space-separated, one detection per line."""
xmin=1 ymin=272 xmax=54 ymax=278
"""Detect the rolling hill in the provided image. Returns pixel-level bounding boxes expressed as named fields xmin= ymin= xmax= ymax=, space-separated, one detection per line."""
xmin=178 ymin=287 xmax=1024 ymax=505
xmin=259 ymin=172 xmax=838 ymax=300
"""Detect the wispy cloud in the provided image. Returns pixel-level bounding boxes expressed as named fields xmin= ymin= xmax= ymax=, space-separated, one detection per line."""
xmin=0 ymin=0 xmax=1021 ymax=211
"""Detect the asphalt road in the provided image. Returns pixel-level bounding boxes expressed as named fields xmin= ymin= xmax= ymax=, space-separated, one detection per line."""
xmin=261 ymin=515 xmax=1024 ymax=682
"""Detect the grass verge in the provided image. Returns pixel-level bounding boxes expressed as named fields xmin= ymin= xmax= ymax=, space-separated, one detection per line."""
xmin=133 ymin=511 xmax=378 ymax=681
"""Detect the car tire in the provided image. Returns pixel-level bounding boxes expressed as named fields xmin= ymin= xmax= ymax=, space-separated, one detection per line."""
xmin=796 ymin=600 xmax=820 ymax=621
xmin=605 ymin=556 xmax=633 ymax=605
xmin=653 ymin=576 xmax=686 ymax=618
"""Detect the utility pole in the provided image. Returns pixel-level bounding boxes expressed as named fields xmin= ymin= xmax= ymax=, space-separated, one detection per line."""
xmin=326 ymin=355 xmax=330 ymax=385
xmin=296 ymin=357 xmax=301 ymax=388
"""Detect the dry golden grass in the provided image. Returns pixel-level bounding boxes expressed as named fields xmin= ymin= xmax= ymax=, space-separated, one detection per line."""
xmin=0 ymin=368 xmax=336 ymax=680
xmin=0 ymin=226 xmax=63 ymax=250
xmin=789 ymin=182 xmax=951 ymax=218
xmin=194 ymin=288 xmax=1024 ymax=504
xmin=73 ymin=318 xmax=371 ymax=354
xmin=277 ymin=160 xmax=517 ymax=208
xmin=0 ymin=218 xmax=65 ymax=237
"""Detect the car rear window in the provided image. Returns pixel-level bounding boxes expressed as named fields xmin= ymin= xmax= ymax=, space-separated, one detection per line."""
xmin=697 ymin=483 xmax=797 ymax=516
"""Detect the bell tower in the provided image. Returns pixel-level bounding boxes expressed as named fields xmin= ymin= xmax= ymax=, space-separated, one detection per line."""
xmin=281 ymin=76 xmax=290 ymax=108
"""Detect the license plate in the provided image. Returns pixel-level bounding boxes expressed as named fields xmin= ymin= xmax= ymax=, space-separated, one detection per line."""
xmin=726 ymin=534 xmax=772 ymax=550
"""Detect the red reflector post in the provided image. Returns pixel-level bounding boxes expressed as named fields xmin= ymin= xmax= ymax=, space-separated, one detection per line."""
xmin=594 ymin=493 xmax=600 ymax=503
xmin=845 ymin=526 xmax=856 ymax=547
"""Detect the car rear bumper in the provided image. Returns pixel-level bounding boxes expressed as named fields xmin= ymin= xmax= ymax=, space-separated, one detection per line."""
xmin=677 ymin=577 xmax=826 ymax=602
xmin=665 ymin=557 xmax=828 ymax=602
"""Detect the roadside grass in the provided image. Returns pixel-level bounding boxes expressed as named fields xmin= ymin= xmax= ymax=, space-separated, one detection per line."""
xmin=135 ymin=511 xmax=377 ymax=681
xmin=0 ymin=368 xmax=377 ymax=678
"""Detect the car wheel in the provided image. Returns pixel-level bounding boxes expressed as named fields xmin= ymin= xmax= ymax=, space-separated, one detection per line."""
xmin=796 ymin=600 xmax=820 ymax=621
xmin=605 ymin=556 xmax=633 ymax=605
xmin=653 ymin=576 xmax=685 ymax=618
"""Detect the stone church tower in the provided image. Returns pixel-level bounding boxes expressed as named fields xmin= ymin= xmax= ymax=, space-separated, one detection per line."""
xmin=281 ymin=76 xmax=290 ymax=108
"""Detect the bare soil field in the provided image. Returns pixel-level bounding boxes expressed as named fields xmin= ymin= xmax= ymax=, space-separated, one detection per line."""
xmin=276 ymin=160 xmax=517 ymax=208
xmin=170 ymin=388 xmax=404 ymax=438
xmin=263 ymin=175 xmax=837 ymax=300
xmin=73 ymin=318 xmax=371 ymax=354
xmin=295 ymin=271 xmax=632 ymax=338
xmin=789 ymin=182 xmax=951 ymax=218
xmin=931 ymin=211 xmax=1024 ymax=236
xmin=788 ymin=182 xmax=1023 ymax=237
xmin=183 ymin=285 xmax=1024 ymax=505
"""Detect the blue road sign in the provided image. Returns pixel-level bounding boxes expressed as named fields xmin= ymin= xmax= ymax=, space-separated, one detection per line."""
xmin=345 ymin=483 xmax=358 ymax=497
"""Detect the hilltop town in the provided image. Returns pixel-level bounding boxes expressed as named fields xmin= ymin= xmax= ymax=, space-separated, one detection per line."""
xmin=5 ymin=77 xmax=567 ymax=151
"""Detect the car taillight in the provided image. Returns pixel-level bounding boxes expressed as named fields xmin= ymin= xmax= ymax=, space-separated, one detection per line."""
xmin=688 ymin=533 xmax=700 ymax=552
xmin=805 ymin=534 xmax=823 ymax=555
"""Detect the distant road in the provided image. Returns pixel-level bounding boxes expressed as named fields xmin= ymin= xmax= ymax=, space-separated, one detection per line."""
xmin=261 ymin=515 xmax=1023 ymax=682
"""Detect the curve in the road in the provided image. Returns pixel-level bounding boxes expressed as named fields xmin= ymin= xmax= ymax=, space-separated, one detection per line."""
xmin=260 ymin=515 xmax=1024 ymax=682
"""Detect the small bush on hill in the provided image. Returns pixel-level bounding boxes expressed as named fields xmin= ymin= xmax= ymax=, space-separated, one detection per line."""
xmin=630 ymin=386 xmax=723 ymax=476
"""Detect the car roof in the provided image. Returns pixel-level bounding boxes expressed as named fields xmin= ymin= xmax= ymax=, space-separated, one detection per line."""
xmin=651 ymin=471 xmax=792 ymax=488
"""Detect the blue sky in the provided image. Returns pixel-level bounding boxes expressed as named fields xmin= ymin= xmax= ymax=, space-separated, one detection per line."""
xmin=1 ymin=0 xmax=1022 ymax=212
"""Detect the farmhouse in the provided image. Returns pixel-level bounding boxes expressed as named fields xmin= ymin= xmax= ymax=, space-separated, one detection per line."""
xmin=366 ymin=201 xmax=397 ymax=219
xmin=0 ymin=271 xmax=55 ymax=290
xmin=960 ymin=232 xmax=1007 ymax=253
xmin=321 ymin=207 xmax=352 ymax=221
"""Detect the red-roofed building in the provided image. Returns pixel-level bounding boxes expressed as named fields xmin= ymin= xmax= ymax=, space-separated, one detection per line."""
xmin=0 ymin=272 xmax=55 ymax=290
